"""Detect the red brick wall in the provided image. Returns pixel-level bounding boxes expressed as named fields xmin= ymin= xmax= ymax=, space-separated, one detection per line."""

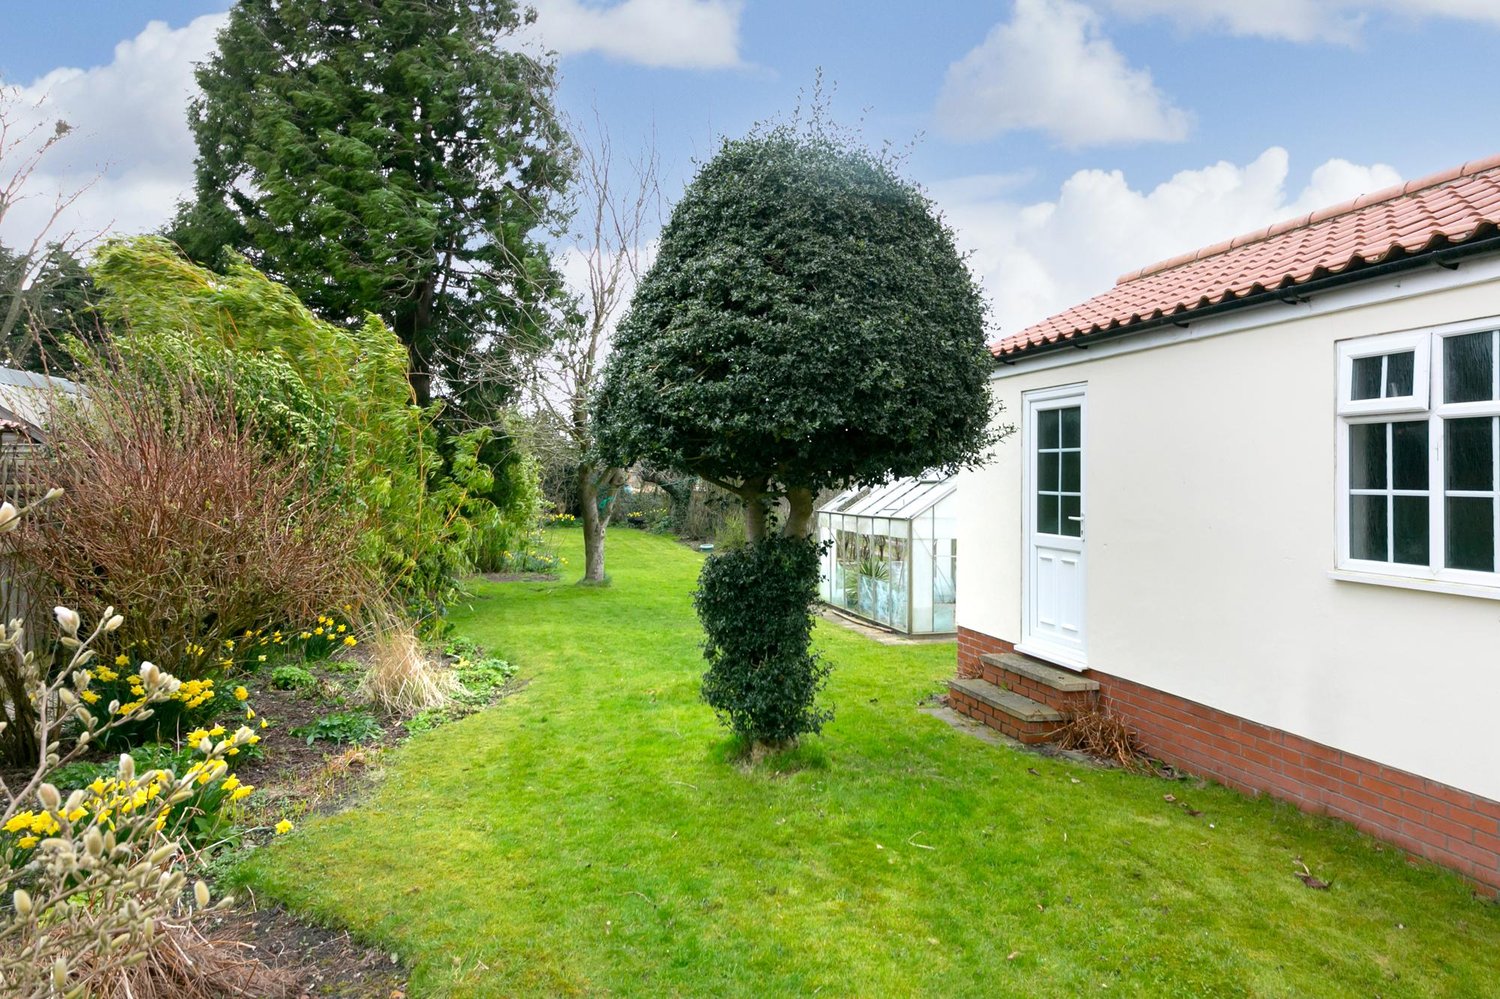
xmin=956 ymin=626 xmax=1014 ymax=677
xmin=954 ymin=626 xmax=1500 ymax=889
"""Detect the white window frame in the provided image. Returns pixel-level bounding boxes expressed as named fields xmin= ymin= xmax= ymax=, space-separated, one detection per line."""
xmin=1335 ymin=317 xmax=1500 ymax=592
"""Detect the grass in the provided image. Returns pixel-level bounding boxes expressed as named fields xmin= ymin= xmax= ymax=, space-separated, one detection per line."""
xmin=238 ymin=529 xmax=1500 ymax=997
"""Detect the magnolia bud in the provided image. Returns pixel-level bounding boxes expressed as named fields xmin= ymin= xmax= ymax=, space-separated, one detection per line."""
xmin=52 ymin=956 xmax=67 ymax=990
xmin=53 ymin=606 xmax=80 ymax=637
xmin=0 ymin=501 xmax=19 ymax=532
xmin=13 ymin=889 xmax=32 ymax=917
xmin=84 ymin=828 xmax=103 ymax=858
xmin=118 ymin=754 xmax=135 ymax=782
xmin=42 ymin=487 xmax=64 ymax=502
xmin=139 ymin=661 xmax=159 ymax=685
xmin=194 ymin=880 xmax=211 ymax=908
xmin=104 ymin=614 xmax=124 ymax=633
xmin=38 ymin=783 xmax=60 ymax=812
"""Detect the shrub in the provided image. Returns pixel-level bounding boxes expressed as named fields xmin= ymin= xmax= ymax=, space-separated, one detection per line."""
xmin=358 ymin=623 xmax=457 ymax=714
xmin=0 ymin=589 xmax=265 ymax=994
xmin=6 ymin=369 xmax=365 ymax=761
xmin=90 ymin=237 xmax=497 ymax=623
xmin=270 ymin=664 xmax=316 ymax=691
xmin=694 ymin=534 xmax=832 ymax=748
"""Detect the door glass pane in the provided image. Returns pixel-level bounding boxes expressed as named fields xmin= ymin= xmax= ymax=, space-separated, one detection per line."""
xmin=1038 ymin=452 xmax=1060 ymax=491
xmin=1037 ymin=493 xmax=1059 ymax=535
xmin=1385 ymin=351 xmax=1415 ymax=397
xmin=1393 ymin=496 xmax=1429 ymax=565
xmin=1446 ymin=497 xmax=1495 ymax=572
xmin=1352 ymin=356 xmax=1383 ymax=400
xmin=1349 ymin=423 xmax=1386 ymax=490
xmin=1038 ymin=409 xmax=1060 ymax=449
xmin=1060 ymin=494 xmax=1081 ymax=537
xmin=1444 ymin=332 xmax=1495 ymax=403
xmin=1350 ymin=494 xmax=1388 ymax=561
xmin=1060 ymin=407 xmax=1081 ymax=448
xmin=1445 ymin=417 xmax=1494 ymax=491
xmin=1391 ymin=421 xmax=1428 ymax=491
xmin=1061 ymin=450 xmax=1081 ymax=492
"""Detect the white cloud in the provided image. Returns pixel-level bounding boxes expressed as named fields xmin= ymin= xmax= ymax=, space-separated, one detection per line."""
xmin=935 ymin=0 xmax=1190 ymax=148
xmin=930 ymin=147 xmax=1402 ymax=337
xmin=1105 ymin=0 xmax=1500 ymax=44
xmin=0 ymin=14 xmax=225 ymax=252
xmin=523 ymin=0 xmax=744 ymax=69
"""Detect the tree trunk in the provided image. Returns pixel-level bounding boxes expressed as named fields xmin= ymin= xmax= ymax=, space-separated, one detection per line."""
xmin=784 ymin=487 xmax=816 ymax=539
xmin=578 ymin=463 xmax=625 ymax=583
xmin=742 ymin=490 xmax=768 ymax=543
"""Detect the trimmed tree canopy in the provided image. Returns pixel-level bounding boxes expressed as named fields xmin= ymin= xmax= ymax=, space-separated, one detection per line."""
xmin=595 ymin=123 xmax=996 ymax=532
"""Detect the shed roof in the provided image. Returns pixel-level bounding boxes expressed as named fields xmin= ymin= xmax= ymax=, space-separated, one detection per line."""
xmin=994 ymin=152 xmax=1500 ymax=358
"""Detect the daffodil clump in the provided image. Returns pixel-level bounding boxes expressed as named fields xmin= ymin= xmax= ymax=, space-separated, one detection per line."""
xmin=499 ymin=530 xmax=564 ymax=574
xmin=543 ymin=511 xmax=579 ymax=528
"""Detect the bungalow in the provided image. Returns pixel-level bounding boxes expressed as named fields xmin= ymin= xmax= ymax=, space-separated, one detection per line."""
xmin=951 ymin=153 xmax=1500 ymax=889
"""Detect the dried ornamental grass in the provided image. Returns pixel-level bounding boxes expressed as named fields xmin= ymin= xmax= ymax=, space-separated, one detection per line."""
xmin=357 ymin=623 xmax=457 ymax=715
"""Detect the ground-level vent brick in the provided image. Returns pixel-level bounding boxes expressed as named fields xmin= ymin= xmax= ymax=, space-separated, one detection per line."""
xmin=954 ymin=626 xmax=1500 ymax=892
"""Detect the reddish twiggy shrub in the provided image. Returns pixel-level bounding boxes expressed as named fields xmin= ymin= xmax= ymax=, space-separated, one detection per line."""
xmin=13 ymin=369 xmax=369 ymax=679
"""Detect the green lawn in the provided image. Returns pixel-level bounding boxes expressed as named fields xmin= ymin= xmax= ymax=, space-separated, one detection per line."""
xmin=239 ymin=529 xmax=1500 ymax=997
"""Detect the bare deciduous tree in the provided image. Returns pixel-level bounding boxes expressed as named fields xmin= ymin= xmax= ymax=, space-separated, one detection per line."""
xmin=524 ymin=116 xmax=659 ymax=583
xmin=0 ymin=87 xmax=101 ymax=345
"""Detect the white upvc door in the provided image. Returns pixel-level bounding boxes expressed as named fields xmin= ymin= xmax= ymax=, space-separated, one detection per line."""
xmin=1020 ymin=384 xmax=1088 ymax=669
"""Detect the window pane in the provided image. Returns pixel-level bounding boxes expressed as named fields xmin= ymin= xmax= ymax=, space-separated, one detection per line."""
xmin=1391 ymin=420 xmax=1428 ymax=491
xmin=1060 ymin=406 xmax=1081 ymax=448
xmin=1061 ymin=450 xmax=1081 ymax=492
xmin=1350 ymin=494 xmax=1388 ymax=561
xmin=1037 ymin=493 xmax=1059 ymax=535
xmin=1060 ymin=494 xmax=1081 ymax=537
xmin=1446 ymin=497 xmax=1495 ymax=572
xmin=1444 ymin=332 xmax=1494 ymax=404
xmin=1385 ymin=351 xmax=1415 ymax=397
xmin=1393 ymin=496 xmax=1429 ymax=565
xmin=1038 ymin=452 xmax=1060 ymax=491
xmin=1445 ymin=417 xmax=1494 ymax=491
xmin=1349 ymin=422 xmax=1386 ymax=490
xmin=1038 ymin=409 xmax=1060 ymax=449
xmin=1352 ymin=356 xmax=1383 ymax=400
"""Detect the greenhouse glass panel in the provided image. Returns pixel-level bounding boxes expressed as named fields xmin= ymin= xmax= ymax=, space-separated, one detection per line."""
xmin=815 ymin=473 xmax=958 ymax=635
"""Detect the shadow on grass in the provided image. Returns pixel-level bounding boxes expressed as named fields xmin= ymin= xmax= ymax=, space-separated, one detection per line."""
xmin=709 ymin=733 xmax=830 ymax=776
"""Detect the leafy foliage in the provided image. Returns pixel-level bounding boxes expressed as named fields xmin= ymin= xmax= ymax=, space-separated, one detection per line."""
xmin=0 ymin=241 xmax=98 ymax=374
xmin=595 ymin=117 xmax=998 ymax=509
xmin=270 ymin=665 xmax=317 ymax=692
xmin=174 ymin=0 xmax=573 ymax=411
xmin=694 ymin=534 xmax=831 ymax=745
xmin=89 ymin=237 xmax=495 ymax=620
xmin=292 ymin=710 xmax=382 ymax=746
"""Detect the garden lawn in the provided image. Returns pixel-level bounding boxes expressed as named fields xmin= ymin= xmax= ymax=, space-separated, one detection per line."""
xmin=238 ymin=529 xmax=1500 ymax=998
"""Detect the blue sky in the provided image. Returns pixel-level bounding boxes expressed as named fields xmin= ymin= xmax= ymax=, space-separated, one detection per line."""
xmin=5 ymin=0 xmax=1500 ymax=334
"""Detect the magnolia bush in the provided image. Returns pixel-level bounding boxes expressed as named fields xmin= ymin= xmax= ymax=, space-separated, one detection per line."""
xmin=0 ymin=495 xmax=258 ymax=996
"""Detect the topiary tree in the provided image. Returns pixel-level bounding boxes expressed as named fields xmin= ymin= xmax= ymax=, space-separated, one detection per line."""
xmin=596 ymin=113 xmax=1001 ymax=751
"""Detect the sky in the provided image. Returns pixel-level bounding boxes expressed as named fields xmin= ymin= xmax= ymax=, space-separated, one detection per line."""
xmin=3 ymin=0 xmax=1500 ymax=338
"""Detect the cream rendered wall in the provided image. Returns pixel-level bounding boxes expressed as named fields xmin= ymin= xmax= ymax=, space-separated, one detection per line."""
xmin=957 ymin=262 xmax=1500 ymax=801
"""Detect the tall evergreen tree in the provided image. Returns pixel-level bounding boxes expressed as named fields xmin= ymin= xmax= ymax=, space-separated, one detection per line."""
xmin=173 ymin=0 xmax=573 ymax=410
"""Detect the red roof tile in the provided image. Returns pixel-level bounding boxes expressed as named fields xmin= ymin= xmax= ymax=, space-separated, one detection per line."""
xmin=993 ymin=153 xmax=1500 ymax=357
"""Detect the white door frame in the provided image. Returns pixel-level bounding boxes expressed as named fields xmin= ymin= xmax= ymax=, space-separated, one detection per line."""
xmin=1018 ymin=382 xmax=1088 ymax=670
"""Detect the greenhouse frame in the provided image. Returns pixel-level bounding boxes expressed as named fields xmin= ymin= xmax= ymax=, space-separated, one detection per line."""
xmin=816 ymin=473 xmax=957 ymax=635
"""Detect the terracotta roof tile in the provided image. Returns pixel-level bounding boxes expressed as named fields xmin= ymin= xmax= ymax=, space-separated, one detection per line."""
xmin=994 ymin=152 xmax=1500 ymax=357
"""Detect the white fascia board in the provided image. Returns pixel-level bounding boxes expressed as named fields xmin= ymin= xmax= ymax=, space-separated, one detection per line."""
xmin=990 ymin=252 xmax=1500 ymax=381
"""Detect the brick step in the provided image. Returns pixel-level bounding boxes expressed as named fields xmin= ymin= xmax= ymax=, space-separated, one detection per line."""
xmin=947 ymin=677 xmax=1067 ymax=745
xmin=979 ymin=652 xmax=1099 ymax=715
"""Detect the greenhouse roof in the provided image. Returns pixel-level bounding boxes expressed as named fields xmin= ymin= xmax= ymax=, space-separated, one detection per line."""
xmin=817 ymin=472 xmax=955 ymax=521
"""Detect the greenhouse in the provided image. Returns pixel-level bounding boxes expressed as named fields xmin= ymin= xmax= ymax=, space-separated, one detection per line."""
xmin=816 ymin=473 xmax=958 ymax=635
